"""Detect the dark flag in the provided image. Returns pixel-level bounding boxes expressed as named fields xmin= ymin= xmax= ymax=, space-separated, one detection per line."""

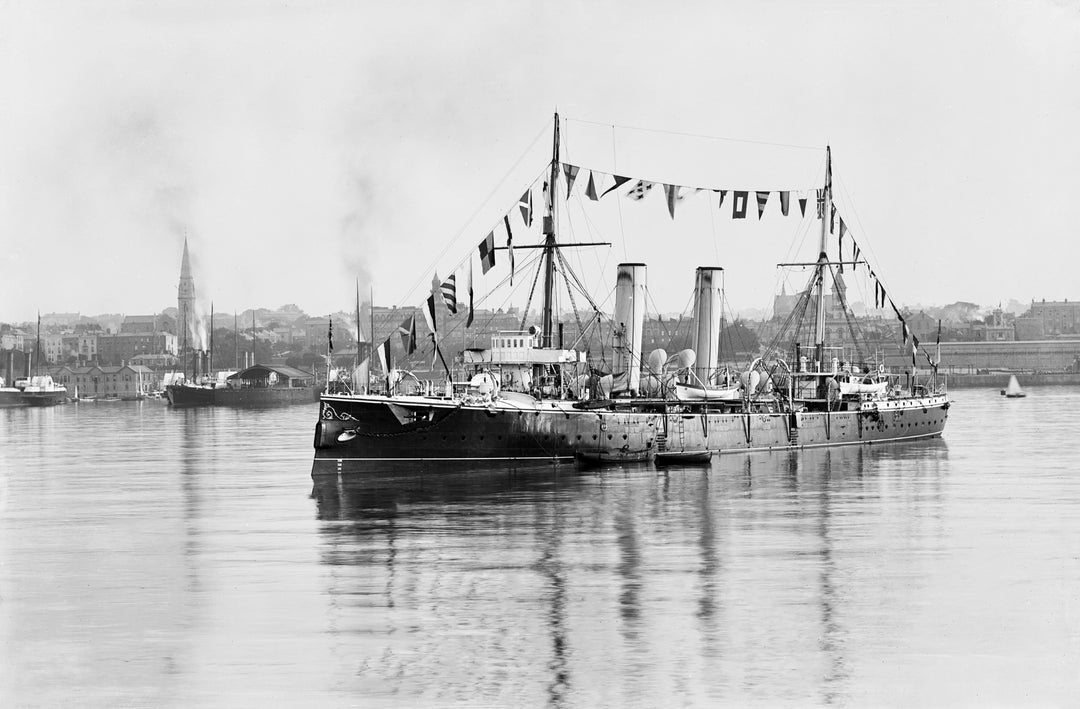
xmin=599 ymin=175 xmax=631 ymax=198
xmin=478 ymin=232 xmax=496 ymax=274
xmin=398 ymin=315 xmax=416 ymax=354
xmin=423 ymin=294 xmax=438 ymax=342
xmin=799 ymin=193 xmax=808 ymax=217
xmin=466 ymin=259 xmax=475 ymax=328
xmin=756 ymin=191 xmax=769 ymax=219
xmin=664 ymin=184 xmax=679 ymax=218
xmin=377 ymin=338 xmax=392 ymax=373
xmin=830 ymin=204 xmax=836 ymax=233
xmin=780 ymin=191 xmax=790 ymax=216
xmin=732 ymin=191 xmax=749 ymax=219
xmin=504 ymin=215 xmax=514 ymax=285
xmin=328 ymin=316 xmax=334 ymax=352
xmin=716 ymin=189 xmax=728 ymax=210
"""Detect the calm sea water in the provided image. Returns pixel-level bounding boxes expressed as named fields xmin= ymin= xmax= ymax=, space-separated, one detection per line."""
xmin=1 ymin=388 xmax=1078 ymax=708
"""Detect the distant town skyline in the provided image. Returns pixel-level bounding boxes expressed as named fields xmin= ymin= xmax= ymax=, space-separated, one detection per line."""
xmin=2 ymin=2 xmax=1078 ymax=322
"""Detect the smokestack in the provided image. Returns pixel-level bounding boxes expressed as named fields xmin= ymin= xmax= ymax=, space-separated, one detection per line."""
xmin=612 ymin=263 xmax=647 ymax=395
xmin=692 ymin=267 xmax=724 ymax=384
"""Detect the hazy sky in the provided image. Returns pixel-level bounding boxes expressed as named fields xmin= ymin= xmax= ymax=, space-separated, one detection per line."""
xmin=2 ymin=0 xmax=1078 ymax=323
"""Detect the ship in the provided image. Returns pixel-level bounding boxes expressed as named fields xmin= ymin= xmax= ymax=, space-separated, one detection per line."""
xmin=166 ymin=364 xmax=319 ymax=407
xmin=0 ymin=317 xmax=68 ymax=407
xmin=311 ymin=114 xmax=951 ymax=475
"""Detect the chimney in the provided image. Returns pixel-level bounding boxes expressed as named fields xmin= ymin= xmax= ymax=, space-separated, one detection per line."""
xmin=612 ymin=263 xmax=647 ymax=395
xmin=691 ymin=267 xmax=724 ymax=384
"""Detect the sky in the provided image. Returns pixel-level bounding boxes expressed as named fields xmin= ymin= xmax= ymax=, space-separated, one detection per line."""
xmin=1 ymin=0 xmax=1079 ymax=324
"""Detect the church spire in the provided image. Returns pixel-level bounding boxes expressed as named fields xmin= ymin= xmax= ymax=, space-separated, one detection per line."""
xmin=180 ymin=237 xmax=192 ymax=279
xmin=177 ymin=237 xmax=196 ymax=369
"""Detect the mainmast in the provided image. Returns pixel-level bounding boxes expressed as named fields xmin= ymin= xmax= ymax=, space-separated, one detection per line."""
xmin=814 ymin=146 xmax=833 ymax=372
xmin=539 ymin=112 xmax=560 ymax=349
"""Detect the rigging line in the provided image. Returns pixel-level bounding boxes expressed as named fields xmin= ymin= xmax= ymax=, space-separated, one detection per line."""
xmin=519 ymin=253 xmax=545 ymax=333
xmin=432 ymin=250 xmax=546 ymax=347
xmin=830 ymin=264 xmax=872 ymax=364
xmin=564 ymin=116 xmax=824 ymax=152
xmin=559 ymin=195 xmax=604 ymax=314
xmin=708 ymin=184 xmax=721 ymax=266
xmin=833 ymin=174 xmax=889 ymax=291
xmin=611 ymin=124 xmax=628 ymax=261
xmin=425 ymin=161 xmax=551 ymax=298
xmin=398 ymin=120 xmax=552 ymax=308
xmin=555 ymin=248 xmax=587 ymax=345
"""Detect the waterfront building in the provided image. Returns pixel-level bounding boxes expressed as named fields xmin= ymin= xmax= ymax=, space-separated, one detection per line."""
xmin=51 ymin=364 xmax=157 ymax=399
xmin=1022 ymin=299 xmax=1080 ymax=337
xmin=95 ymin=332 xmax=178 ymax=365
xmin=121 ymin=314 xmax=176 ymax=335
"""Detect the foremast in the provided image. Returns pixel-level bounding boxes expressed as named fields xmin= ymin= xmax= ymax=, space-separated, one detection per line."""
xmin=813 ymin=146 xmax=833 ymax=397
xmin=540 ymin=112 xmax=561 ymax=349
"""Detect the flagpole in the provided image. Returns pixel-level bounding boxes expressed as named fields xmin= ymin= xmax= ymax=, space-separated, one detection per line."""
xmin=233 ymin=311 xmax=238 ymax=370
xmin=209 ymin=301 xmax=214 ymax=381
xmin=540 ymin=111 xmax=560 ymax=349
xmin=355 ymin=280 xmax=361 ymax=378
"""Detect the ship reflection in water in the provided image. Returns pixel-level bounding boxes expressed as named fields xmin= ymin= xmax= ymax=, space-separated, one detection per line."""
xmin=310 ymin=440 xmax=953 ymax=707
xmin=3 ymin=389 xmax=1079 ymax=706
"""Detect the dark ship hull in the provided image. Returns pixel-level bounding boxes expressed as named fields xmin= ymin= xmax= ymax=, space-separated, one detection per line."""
xmin=311 ymin=392 xmax=950 ymax=475
xmin=20 ymin=390 xmax=67 ymax=406
xmin=168 ymin=384 xmax=319 ymax=407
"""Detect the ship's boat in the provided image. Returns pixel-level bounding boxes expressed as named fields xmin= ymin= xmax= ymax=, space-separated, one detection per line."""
xmin=312 ymin=114 xmax=951 ymax=475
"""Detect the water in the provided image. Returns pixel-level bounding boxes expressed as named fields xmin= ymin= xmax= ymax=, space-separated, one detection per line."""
xmin=1 ymin=389 xmax=1078 ymax=707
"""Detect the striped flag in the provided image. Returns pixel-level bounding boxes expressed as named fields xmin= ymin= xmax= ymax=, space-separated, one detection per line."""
xmin=627 ymin=180 xmax=654 ymax=200
xmin=441 ymin=274 xmax=457 ymax=314
xmin=816 ymin=189 xmax=825 ymax=218
xmin=518 ymin=189 xmax=533 ymax=227
xmin=562 ymin=164 xmax=579 ymax=198
xmin=755 ymin=191 xmax=770 ymax=219
xmin=478 ymin=232 xmax=495 ymax=274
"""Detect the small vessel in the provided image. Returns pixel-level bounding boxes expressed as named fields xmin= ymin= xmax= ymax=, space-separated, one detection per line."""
xmin=0 ymin=377 xmax=24 ymax=408
xmin=167 ymin=364 xmax=319 ymax=407
xmin=1001 ymin=374 xmax=1026 ymax=398
xmin=312 ymin=114 xmax=950 ymax=475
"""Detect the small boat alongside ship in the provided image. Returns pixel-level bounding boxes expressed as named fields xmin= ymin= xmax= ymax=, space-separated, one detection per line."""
xmin=311 ymin=114 xmax=951 ymax=474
